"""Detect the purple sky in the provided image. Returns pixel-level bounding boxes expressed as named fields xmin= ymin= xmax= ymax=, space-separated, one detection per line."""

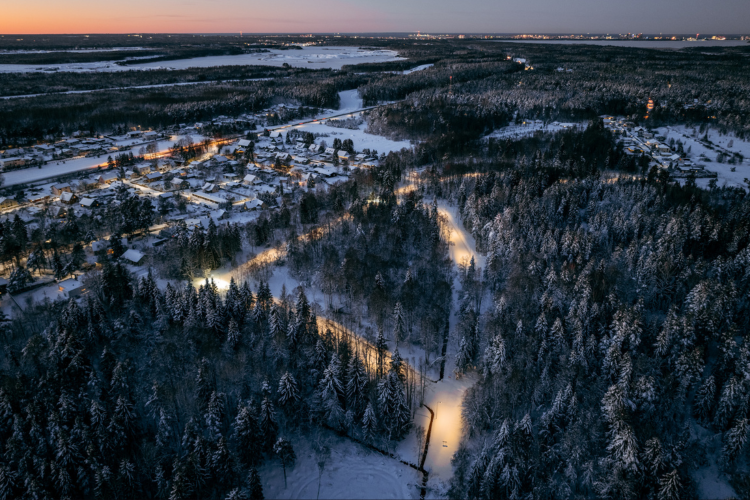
xmin=4 ymin=0 xmax=749 ymax=34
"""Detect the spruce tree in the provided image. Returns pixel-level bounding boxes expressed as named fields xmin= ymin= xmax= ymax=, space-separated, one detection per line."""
xmin=233 ymin=401 xmax=262 ymax=467
xmin=259 ymin=396 xmax=278 ymax=451
xmin=227 ymin=319 xmax=241 ymax=349
xmin=278 ymin=372 xmax=300 ymax=409
xmin=346 ymin=353 xmax=367 ymax=417
xmin=375 ymin=326 xmax=387 ymax=379
xmin=273 ymin=438 xmax=296 ymax=489
xmin=362 ymin=402 xmax=377 ymax=443
xmin=247 ymin=468 xmax=264 ymax=500
xmin=377 ymin=372 xmax=410 ymax=439
xmin=393 ymin=302 xmax=405 ymax=345
xmin=318 ymin=359 xmax=344 ymax=430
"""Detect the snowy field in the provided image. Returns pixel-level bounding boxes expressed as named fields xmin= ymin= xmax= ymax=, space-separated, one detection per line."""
xmin=400 ymin=63 xmax=434 ymax=74
xmin=272 ymin=89 xmax=412 ymax=154
xmin=655 ymin=125 xmax=750 ymax=189
xmin=258 ymin=434 xmax=421 ymax=499
xmin=484 ymin=120 xmax=583 ymax=141
xmin=497 ymin=39 xmax=749 ymax=49
xmin=0 ymin=46 xmax=402 ymax=73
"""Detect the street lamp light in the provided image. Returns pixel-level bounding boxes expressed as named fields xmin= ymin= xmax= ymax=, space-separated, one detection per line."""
xmin=436 ymin=401 xmax=441 ymax=420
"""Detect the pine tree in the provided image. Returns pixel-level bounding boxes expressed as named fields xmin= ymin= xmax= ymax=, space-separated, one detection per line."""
xmin=362 ymin=402 xmax=377 ymax=443
xmin=723 ymin=418 xmax=748 ymax=462
xmin=375 ymin=326 xmax=387 ymax=379
xmin=346 ymin=353 xmax=367 ymax=417
xmin=273 ymin=438 xmax=296 ymax=489
xmin=259 ymin=396 xmax=278 ymax=451
xmin=227 ymin=319 xmax=241 ymax=349
xmin=377 ymin=371 xmax=410 ymax=439
xmin=312 ymin=338 xmax=328 ymax=377
xmin=233 ymin=401 xmax=262 ymax=467
xmin=318 ymin=359 xmax=344 ymax=429
xmin=393 ymin=302 xmax=405 ymax=345
xmin=390 ymin=346 xmax=404 ymax=382
xmin=278 ymin=372 xmax=300 ymax=409
xmin=658 ymin=469 xmax=682 ymax=500
xmin=455 ymin=335 xmax=472 ymax=374
xmin=247 ymin=468 xmax=264 ymax=500
xmin=694 ymin=375 xmax=716 ymax=422
xmin=269 ymin=306 xmax=283 ymax=340
xmin=484 ymin=334 xmax=506 ymax=375
xmin=205 ymin=391 xmax=224 ymax=441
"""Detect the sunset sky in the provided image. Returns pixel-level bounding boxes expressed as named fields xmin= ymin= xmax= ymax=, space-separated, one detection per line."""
xmin=3 ymin=0 xmax=749 ymax=35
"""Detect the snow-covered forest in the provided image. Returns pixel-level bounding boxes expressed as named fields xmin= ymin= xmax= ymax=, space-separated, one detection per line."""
xmin=1 ymin=33 xmax=750 ymax=499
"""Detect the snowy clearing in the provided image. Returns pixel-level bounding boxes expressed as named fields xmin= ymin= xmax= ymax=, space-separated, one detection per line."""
xmin=484 ymin=120 xmax=583 ymax=141
xmin=258 ymin=434 xmax=421 ymax=499
xmin=655 ymin=125 xmax=750 ymax=189
xmin=0 ymin=46 xmax=402 ymax=73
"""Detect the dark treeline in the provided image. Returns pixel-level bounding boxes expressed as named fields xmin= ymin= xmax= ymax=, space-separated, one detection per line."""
xmin=0 ymin=49 xmax=168 ymax=65
xmin=0 ymin=72 xmax=371 ymax=145
xmin=407 ymin=126 xmax=750 ymax=498
xmin=0 ymin=65 xmax=313 ymax=97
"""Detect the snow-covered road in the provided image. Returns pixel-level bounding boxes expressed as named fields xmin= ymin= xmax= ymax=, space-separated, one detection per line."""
xmin=418 ymin=203 xmax=484 ymax=484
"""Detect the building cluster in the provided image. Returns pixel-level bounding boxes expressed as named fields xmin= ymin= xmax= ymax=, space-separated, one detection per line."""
xmin=0 ymin=131 xmax=379 ymax=237
xmin=0 ymin=130 xmax=166 ymax=171
xmin=603 ymin=116 xmax=716 ymax=178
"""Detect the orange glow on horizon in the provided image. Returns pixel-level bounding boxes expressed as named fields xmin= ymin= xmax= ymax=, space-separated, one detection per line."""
xmin=0 ymin=1 xmax=390 ymax=35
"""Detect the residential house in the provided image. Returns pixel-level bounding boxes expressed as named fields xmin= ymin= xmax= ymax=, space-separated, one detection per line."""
xmin=121 ymin=249 xmax=145 ymax=265
xmin=0 ymin=197 xmax=18 ymax=209
xmin=135 ymin=164 xmax=152 ymax=175
xmin=97 ymin=171 xmax=119 ymax=185
xmin=244 ymin=199 xmax=266 ymax=211
xmin=51 ymin=183 xmax=71 ymax=196
xmin=60 ymin=192 xmax=78 ymax=205
xmin=49 ymin=206 xmax=67 ymax=218
xmin=144 ymin=172 xmax=163 ymax=183
xmin=58 ymin=278 xmax=86 ymax=299
xmin=80 ymin=198 xmax=100 ymax=209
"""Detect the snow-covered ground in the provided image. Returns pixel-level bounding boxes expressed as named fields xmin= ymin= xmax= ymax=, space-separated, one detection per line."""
xmin=655 ymin=125 xmax=750 ymax=189
xmin=271 ymin=90 xmax=412 ymax=154
xmin=258 ymin=434 xmax=421 ymax=499
xmin=484 ymin=120 xmax=583 ymax=141
xmin=0 ymin=46 xmax=402 ymax=73
xmin=401 ymin=63 xmax=434 ymax=74
xmin=438 ymin=203 xmax=487 ymax=270
xmin=417 ymin=202 xmax=485 ymax=485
